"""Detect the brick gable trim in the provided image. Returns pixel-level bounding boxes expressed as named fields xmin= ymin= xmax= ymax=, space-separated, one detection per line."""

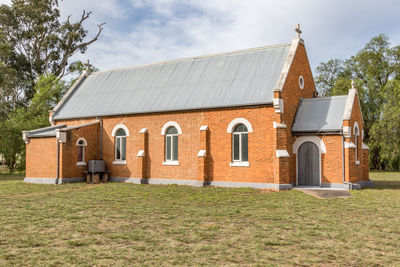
xmin=343 ymin=89 xmax=364 ymax=124
xmin=273 ymin=37 xmax=303 ymax=93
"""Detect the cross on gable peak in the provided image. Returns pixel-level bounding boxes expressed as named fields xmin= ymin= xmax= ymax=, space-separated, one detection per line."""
xmin=85 ymin=59 xmax=90 ymax=71
xmin=294 ymin=24 xmax=302 ymax=38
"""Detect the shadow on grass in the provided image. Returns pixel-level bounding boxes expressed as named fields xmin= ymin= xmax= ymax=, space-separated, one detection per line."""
xmin=370 ymin=180 xmax=400 ymax=190
xmin=0 ymin=175 xmax=25 ymax=181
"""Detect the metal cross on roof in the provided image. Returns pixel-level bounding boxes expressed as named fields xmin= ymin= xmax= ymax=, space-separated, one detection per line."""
xmin=294 ymin=24 xmax=302 ymax=38
xmin=351 ymin=80 xmax=354 ymax=89
xmin=85 ymin=59 xmax=90 ymax=71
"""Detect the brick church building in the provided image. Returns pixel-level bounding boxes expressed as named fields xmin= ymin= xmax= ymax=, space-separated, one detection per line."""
xmin=22 ymin=27 xmax=372 ymax=190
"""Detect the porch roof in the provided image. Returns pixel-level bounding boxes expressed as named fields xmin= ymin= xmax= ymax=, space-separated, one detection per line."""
xmin=292 ymin=95 xmax=347 ymax=134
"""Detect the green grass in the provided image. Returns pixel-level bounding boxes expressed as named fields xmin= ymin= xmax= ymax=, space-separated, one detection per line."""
xmin=0 ymin=172 xmax=399 ymax=266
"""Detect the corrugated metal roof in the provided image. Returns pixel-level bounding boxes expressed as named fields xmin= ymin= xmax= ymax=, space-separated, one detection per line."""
xmin=26 ymin=125 xmax=67 ymax=138
xmin=292 ymin=96 xmax=347 ymax=133
xmin=53 ymin=44 xmax=291 ymax=120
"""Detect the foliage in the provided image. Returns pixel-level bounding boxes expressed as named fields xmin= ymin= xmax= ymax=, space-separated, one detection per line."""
xmin=370 ymin=80 xmax=400 ymax=169
xmin=0 ymin=0 xmax=103 ymax=111
xmin=0 ymin=0 xmax=101 ymax=172
xmin=0 ymin=74 xmax=68 ymax=172
xmin=315 ymin=34 xmax=400 ymax=170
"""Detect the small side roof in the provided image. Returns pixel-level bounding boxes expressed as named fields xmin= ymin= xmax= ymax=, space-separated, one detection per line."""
xmin=24 ymin=121 xmax=99 ymax=138
xmin=25 ymin=125 xmax=67 ymax=138
xmin=292 ymin=96 xmax=348 ymax=134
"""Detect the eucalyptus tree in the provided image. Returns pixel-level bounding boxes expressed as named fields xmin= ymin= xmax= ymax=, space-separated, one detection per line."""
xmin=0 ymin=0 xmax=103 ymax=115
xmin=315 ymin=34 xmax=400 ymax=169
xmin=0 ymin=0 xmax=103 ymax=171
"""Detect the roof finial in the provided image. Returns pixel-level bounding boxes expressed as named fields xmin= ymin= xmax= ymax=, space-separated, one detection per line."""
xmin=294 ymin=23 xmax=302 ymax=38
xmin=351 ymin=80 xmax=354 ymax=89
xmin=85 ymin=59 xmax=90 ymax=71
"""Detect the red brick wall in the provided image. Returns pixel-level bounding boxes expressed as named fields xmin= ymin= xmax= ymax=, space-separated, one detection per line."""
xmin=363 ymin=149 xmax=369 ymax=180
xmin=60 ymin=123 xmax=100 ymax=178
xmin=26 ymin=137 xmax=57 ymax=178
xmin=57 ymin=106 xmax=277 ymax=183
xmin=320 ymin=135 xmax=344 ymax=183
xmin=280 ymin=42 xmax=318 ymax=184
xmin=347 ymin=93 xmax=368 ymax=182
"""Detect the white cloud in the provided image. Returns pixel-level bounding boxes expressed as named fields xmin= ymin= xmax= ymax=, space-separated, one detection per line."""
xmin=4 ymin=0 xmax=400 ymax=73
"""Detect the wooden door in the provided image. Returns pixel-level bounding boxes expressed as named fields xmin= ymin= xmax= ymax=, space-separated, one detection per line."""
xmin=298 ymin=141 xmax=320 ymax=186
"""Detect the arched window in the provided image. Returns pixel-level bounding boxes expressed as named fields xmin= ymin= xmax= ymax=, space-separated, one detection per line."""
xmin=165 ymin=126 xmax=178 ymax=161
xmin=115 ymin=129 xmax=126 ymax=161
xmin=354 ymin=123 xmax=360 ymax=163
xmin=76 ymin=138 xmax=87 ymax=165
xmin=232 ymin=124 xmax=248 ymax=162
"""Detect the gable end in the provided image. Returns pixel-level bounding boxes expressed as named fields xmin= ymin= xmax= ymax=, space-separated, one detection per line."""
xmin=273 ymin=38 xmax=304 ymax=92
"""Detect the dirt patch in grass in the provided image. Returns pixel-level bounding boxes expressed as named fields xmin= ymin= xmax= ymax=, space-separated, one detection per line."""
xmin=259 ymin=189 xmax=278 ymax=193
xmin=3 ymin=184 xmax=97 ymax=199
xmin=296 ymin=188 xmax=353 ymax=199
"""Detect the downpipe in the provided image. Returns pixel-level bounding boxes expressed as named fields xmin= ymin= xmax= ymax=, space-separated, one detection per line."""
xmin=56 ymin=140 xmax=60 ymax=185
xmin=342 ymin=134 xmax=353 ymax=190
xmin=342 ymin=135 xmax=345 ymax=183
xmin=100 ymin=118 xmax=103 ymax=160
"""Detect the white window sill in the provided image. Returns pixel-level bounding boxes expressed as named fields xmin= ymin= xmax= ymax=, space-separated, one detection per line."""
xmin=76 ymin=162 xmax=87 ymax=166
xmin=230 ymin=161 xmax=250 ymax=167
xmin=113 ymin=160 xmax=127 ymax=165
xmin=355 ymin=161 xmax=360 ymax=166
xmin=163 ymin=161 xmax=179 ymax=166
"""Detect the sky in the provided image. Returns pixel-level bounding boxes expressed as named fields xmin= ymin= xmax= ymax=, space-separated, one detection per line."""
xmin=1 ymin=0 xmax=400 ymax=73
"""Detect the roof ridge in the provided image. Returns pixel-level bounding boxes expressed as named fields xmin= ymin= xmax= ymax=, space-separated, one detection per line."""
xmin=91 ymin=42 xmax=292 ymax=75
xmin=302 ymin=95 xmax=347 ymax=101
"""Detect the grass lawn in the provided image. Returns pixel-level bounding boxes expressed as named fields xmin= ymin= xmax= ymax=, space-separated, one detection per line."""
xmin=0 ymin=172 xmax=399 ymax=266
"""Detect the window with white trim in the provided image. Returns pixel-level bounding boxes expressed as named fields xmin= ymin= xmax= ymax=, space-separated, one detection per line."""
xmin=77 ymin=138 xmax=86 ymax=163
xmin=299 ymin=75 xmax=304 ymax=89
xmin=115 ymin=129 xmax=126 ymax=161
xmin=232 ymin=124 xmax=248 ymax=162
xmin=354 ymin=124 xmax=359 ymax=163
xmin=165 ymin=126 xmax=178 ymax=161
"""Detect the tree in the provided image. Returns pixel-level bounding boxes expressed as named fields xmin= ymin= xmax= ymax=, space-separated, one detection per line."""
xmin=370 ymin=80 xmax=400 ymax=170
xmin=0 ymin=0 xmax=104 ymax=114
xmin=0 ymin=0 xmax=102 ymax=172
xmin=315 ymin=34 xmax=400 ymax=170
xmin=0 ymin=74 xmax=69 ymax=172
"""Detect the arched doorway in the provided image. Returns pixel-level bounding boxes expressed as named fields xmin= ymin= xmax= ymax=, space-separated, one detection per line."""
xmin=298 ymin=141 xmax=320 ymax=186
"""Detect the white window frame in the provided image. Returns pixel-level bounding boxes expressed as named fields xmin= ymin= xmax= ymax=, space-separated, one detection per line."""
xmin=76 ymin=138 xmax=87 ymax=166
xmin=231 ymin=124 xmax=249 ymax=165
xmin=161 ymin=121 xmax=182 ymax=135
xmin=354 ymin=122 xmax=360 ymax=165
xmin=111 ymin=123 xmax=130 ymax=137
xmin=114 ymin=129 xmax=127 ymax=163
xmin=227 ymin=118 xmax=253 ymax=133
xmin=299 ymin=75 xmax=304 ymax=89
xmin=165 ymin=127 xmax=179 ymax=163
